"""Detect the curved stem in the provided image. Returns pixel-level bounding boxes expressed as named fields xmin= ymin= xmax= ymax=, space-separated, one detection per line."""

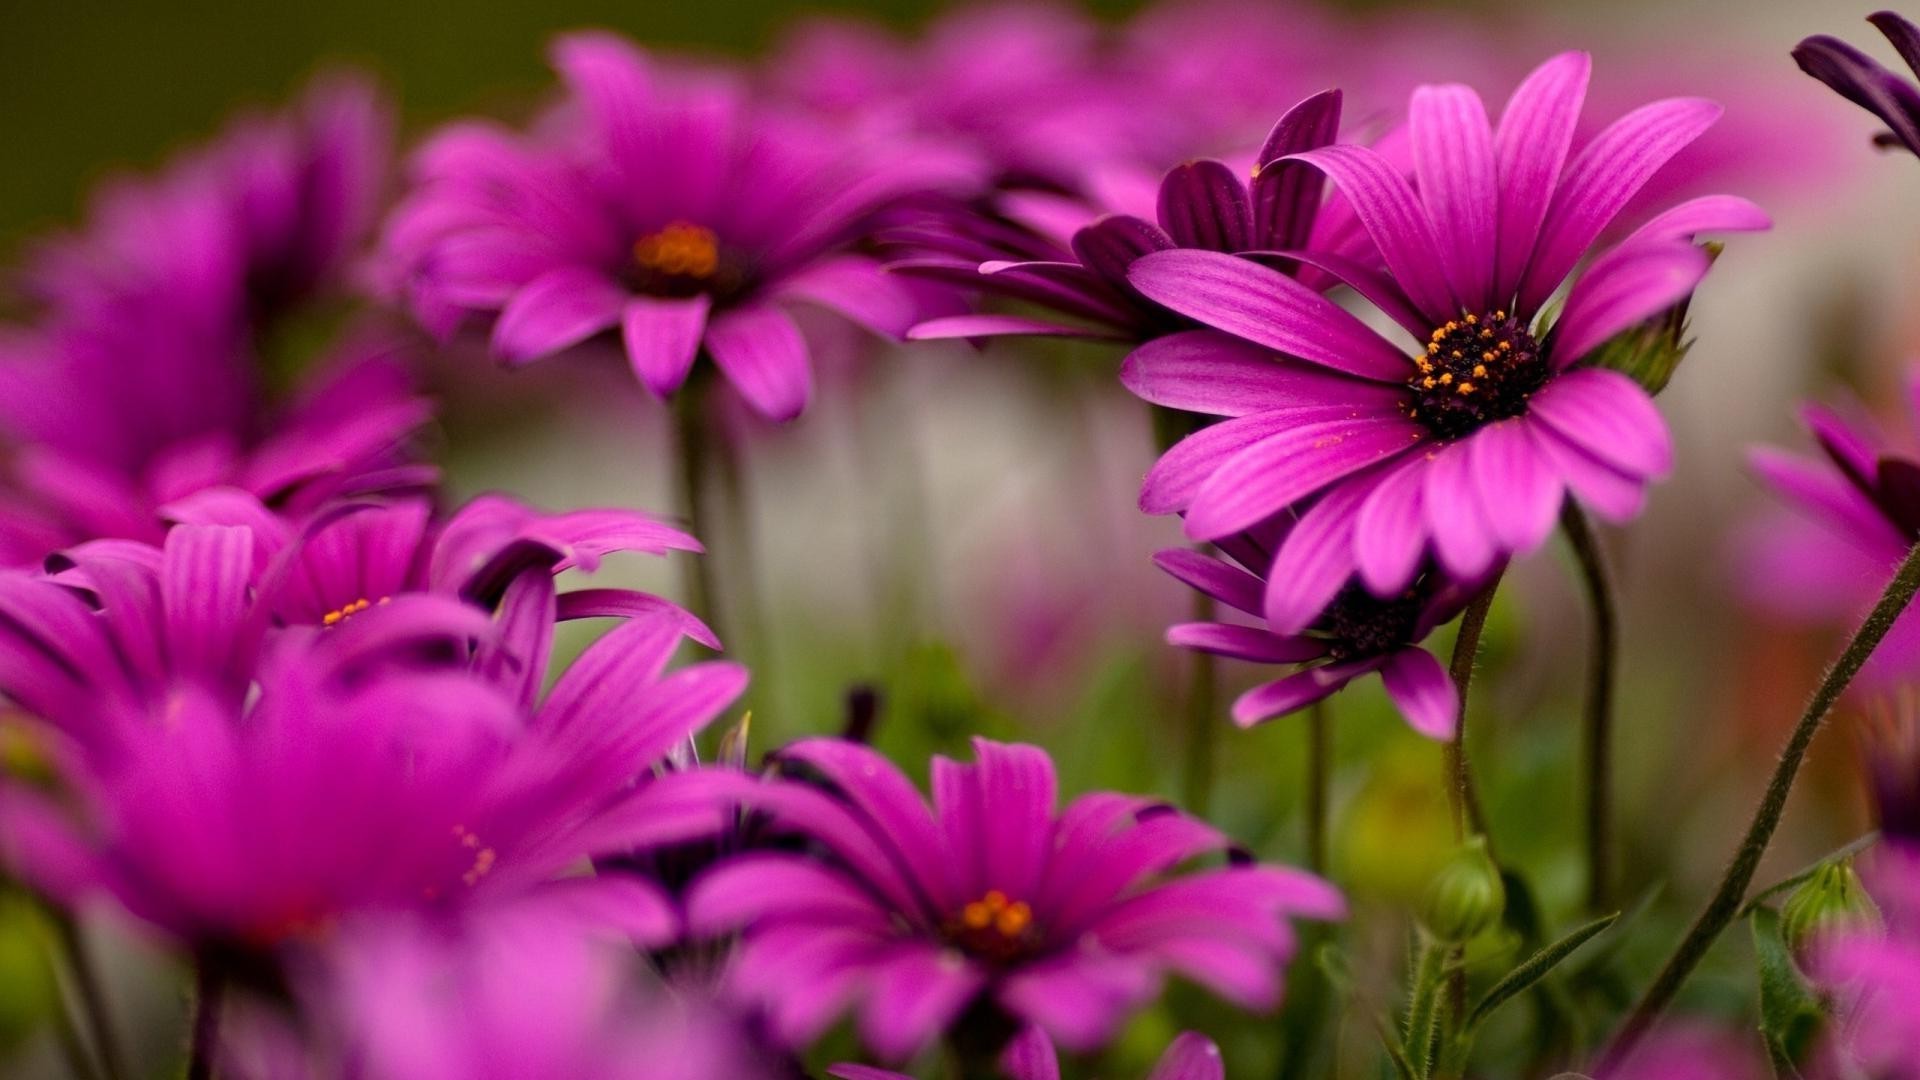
xmin=1307 ymin=699 xmax=1331 ymax=874
xmin=1561 ymin=503 xmax=1619 ymax=913
xmin=1604 ymin=540 xmax=1920 ymax=1064
xmin=186 ymin=961 xmax=223 ymax=1080
xmin=1445 ymin=580 xmax=1500 ymax=844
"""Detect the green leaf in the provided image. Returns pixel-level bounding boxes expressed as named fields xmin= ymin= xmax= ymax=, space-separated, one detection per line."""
xmin=1467 ymin=912 xmax=1618 ymax=1028
xmin=1750 ymin=906 xmax=1827 ymax=1071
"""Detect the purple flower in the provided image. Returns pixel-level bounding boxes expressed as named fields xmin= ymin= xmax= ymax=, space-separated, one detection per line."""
xmin=686 ymin=737 xmax=1342 ymax=1061
xmin=0 ymin=517 xmax=745 ymax=953
xmin=1156 ymin=535 xmax=1490 ymax=738
xmin=1122 ymin=53 xmax=1766 ymax=600
xmin=1796 ymin=12 xmax=1920 ymax=160
xmin=1808 ymin=842 xmax=1920 ymax=1078
xmin=904 ymin=90 xmax=1350 ymax=345
xmin=832 ymin=1024 xmax=1223 ymax=1080
xmin=1738 ymin=375 xmax=1920 ymax=690
xmin=379 ymin=32 xmax=967 ymax=421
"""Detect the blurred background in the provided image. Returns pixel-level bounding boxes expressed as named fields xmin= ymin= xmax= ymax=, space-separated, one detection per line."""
xmin=5 ymin=1 xmax=1920 ymax=1076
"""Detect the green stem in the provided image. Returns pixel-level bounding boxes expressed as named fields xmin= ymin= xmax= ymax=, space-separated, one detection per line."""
xmin=671 ymin=377 xmax=724 ymax=645
xmin=1182 ymin=577 xmax=1218 ymax=815
xmin=55 ymin=915 xmax=124 ymax=1080
xmin=1604 ymin=539 xmax=1920 ymax=1065
xmin=1307 ymin=699 xmax=1331 ymax=874
xmin=1561 ymin=502 xmax=1619 ymax=913
xmin=1405 ymin=936 xmax=1447 ymax=1077
xmin=1444 ymin=581 xmax=1500 ymax=844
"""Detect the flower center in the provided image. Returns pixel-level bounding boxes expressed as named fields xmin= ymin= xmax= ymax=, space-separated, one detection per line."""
xmin=629 ymin=221 xmax=729 ymax=297
xmin=1405 ymin=310 xmax=1548 ymax=438
xmin=944 ymin=889 xmax=1037 ymax=963
xmin=320 ymin=596 xmax=388 ymax=627
xmin=1321 ymin=584 xmax=1424 ymax=661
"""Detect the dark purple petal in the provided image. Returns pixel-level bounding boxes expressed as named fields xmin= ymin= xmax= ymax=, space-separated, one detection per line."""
xmin=1871 ymin=11 xmax=1920 ymax=78
xmin=1283 ymin=144 xmax=1456 ymax=325
xmin=1128 ymin=250 xmax=1412 ymax=381
xmin=1492 ymin=51 xmax=1591 ymax=305
xmin=1185 ymin=417 xmax=1423 ymax=540
xmin=1157 ymin=159 xmax=1253 ymax=252
xmin=622 ymin=295 xmax=710 ymax=398
xmin=1525 ymin=367 xmax=1672 ymax=478
xmin=1411 ymin=84 xmax=1498 ymax=312
xmin=1521 ymin=97 xmax=1722 ymax=312
xmin=705 ymin=304 xmax=813 ymax=421
xmin=1379 ymin=646 xmax=1458 ymax=739
xmin=1253 ymin=89 xmax=1343 ymax=252
xmin=1120 ymin=330 xmax=1401 ymax=418
xmin=491 ymin=267 xmax=627 ymax=365
xmin=1795 ymin=32 xmax=1920 ymax=157
xmin=1071 ymin=215 xmax=1175 ymax=286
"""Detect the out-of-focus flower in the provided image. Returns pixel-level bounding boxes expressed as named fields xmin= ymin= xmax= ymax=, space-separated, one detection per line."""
xmin=1796 ymin=11 xmax=1920 ymax=160
xmin=905 ymin=91 xmax=1351 ymax=345
xmin=768 ymin=5 xmax=1172 ymax=193
xmin=1738 ymin=372 xmax=1920 ymax=689
xmin=1808 ymin=842 xmax=1920 ymax=1078
xmin=831 ymin=1023 xmax=1224 ymax=1080
xmin=0 ymin=520 xmax=745 ymax=955
xmin=380 ymin=32 xmax=968 ymax=421
xmin=1124 ymin=53 xmax=1766 ymax=601
xmin=686 ymin=737 xmax=1343 ymax=1061
xmin=1594 ymin=1021 xmax=1770 ymax=1080
xmin=1156 ymin=535 xmax=1487 ymax=738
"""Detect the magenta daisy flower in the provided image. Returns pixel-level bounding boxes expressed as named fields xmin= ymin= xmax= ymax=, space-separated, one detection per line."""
xmin=1795 ymin=12 xmax=1920 ymax=160
xmin=0 ymin=522 xmax=746 ymax=955
xmin=1738 ymin=374 xmax=1920 ymax=690
xmin=833 ymin=1024 xmax=1222 ymax=1080
xmin=1123 ymin=52 xmax=1767 ymax=591
xmin=1157 ymin=534 xmax=1491 ymax=739
xmin=686 ymin=737 xmax=1342 ymax=1061
xmin=903 ymin=89 xmax=1348 ymax=344
xmin=379 ymin=32 xmax=966 ymax=421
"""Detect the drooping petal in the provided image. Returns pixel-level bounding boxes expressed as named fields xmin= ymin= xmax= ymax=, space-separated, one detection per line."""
xmin=1551 ymin=244 xmax=1710 ymax=367
xmin=1379 ymin=647 xmax=1459 ymax=739
xmin=1531 ymin=421 xmax=1650 ymax=525
xmin=1492 ymin=51 xmax=1591 ymax=305
xmin=621 ymin=294 xmax=709 ymax=398
xmin=1354 ymin=454 xmax=1431 ymax=595
xmin=1525 ymin=367 xmax=1672 ymax=478
xmin=704 ymin=304 xmax=813 ymax=421
xmin=1152 ymin=547 xmax=1266 ymax=616
xmin=1521 ymin=97 xmax=1722 ymax=312
xmin=1157 ymin=159 xmax=1253 ymax=252
xmin=1185 ymin=416 xmax=1422 ymax=541
xmin=1424 ymin=440 xmax=1499 ymax=578
xmin=1231 ymin=662 xmax=1369 ymax=727
xmin=491 ymin=267 xmax=628 ymax=365
xmin=1468 ymin=419 xmax=1565 ymax=552
xmin=1127 ymin=250 xmax=1412 ymax=381
xmin=1120 ymin=330 xmax=1401 ymax=418
xmin=1166 ymin=622 xmax=1327 ymax=663
xmin=1411 ymin=83 xmax=1498 ymax=311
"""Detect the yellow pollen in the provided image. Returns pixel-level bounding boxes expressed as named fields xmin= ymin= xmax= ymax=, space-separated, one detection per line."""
xmin=1472 ymin=364 xmax=1487 ymax=377
xmin=321 ymin=596 xmax=387 ymax=627
xmin=962 ymin=901 xmax=993 ymax=929
xmin=1481 ymin=351 xmax=1496 ymax=362
xmin=1480 ymin=328 xmax=1493 ymax=339
xmin=451 ymin=826 xmax=496 ymax=887
xmin=1438 ymin=373 xmax=1452 ymax=385
xmin=1464 ymin=313 xmax=1478 ymax=324
xmin=632 ymin=221 xmax=720 ymax=278
xmin=957 ymin=889 xmax=1032 ymax=940
xmin=995 ymin=901 xmax=1033 ymax=937
xmin=1422 ymin=376 xmax=1436 ymax=389
xmin=1450 ymin=350 xmax=1463 ymax=359
xmin=1457 ymin=381 xmax=1477 ymax=395
xmin=1494 ymin=309 xmax=1507 ymax=319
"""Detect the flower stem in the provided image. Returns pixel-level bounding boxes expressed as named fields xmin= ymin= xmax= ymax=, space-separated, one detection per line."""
xmin=671 ymin=376 xmax=724 ymax=644
xmin=1307 ymin=699 xmax=1331 ymax=873
xmin=55 ymin=914 xmax=125 ymax=1080
xmin=1444 ymin=581 xmax=1500 ymax=844
xmin=1404 ymin=935 xmax=1447 ymax=1076
xmin=1560 ymin=502 xmax=1618 ymax=913
xmin=186 ymin=961 xmax=223 ymax=1080
xmin=1182 ymin=576 xmax=1218 ymax=816
xmin=1604 ymin=539 xmax=1920 ymax=1064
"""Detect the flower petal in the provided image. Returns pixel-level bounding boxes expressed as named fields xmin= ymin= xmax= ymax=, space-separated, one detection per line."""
xmin=1253 ymin=89 xmax=1343 ymax=251
xmin=705 ymin=304 xmax=813 ymax=421
xmin=1264 ymin=472 xmax=1382 ymax=634
xmin=1379 ymin=647 xmax=1459 ymax=739
xmin=1152 ymin=547 xmax=1265 ymax=616
xmin=1147 ymin=1033 xmax=1226 ymax=1080
xmin=1186 ymin=417 xmax=1422 ymax=541
xmin=1525 ymin=367 xmax=1672 ymax=478
xmin=1492 ymin=51 xmax=1590 ymax=304
xmin=1157 ymin=159 xmax=1253 ymax=252
xmin=1469 ymin=419 xmax=1565 ymax=552
xmin=1551 ymin=244 xmax=1710 ymax=367
xmin=1166 ymin=622 xmax=1327 ymax=663
xmin=491 ymin=267 xmax=627 ymax=364
xmin=622 ymin=294 xmax=709 ymax=399
xmin=1424 ymin=440 xmax=1499 ymax=578
xmin=1283 ymin=144 xmax=1456 ymax=324
xmin=1354 ymin=454 xmax=1431 ymax=595
xmin=1120 ymin=330 xmax=1399 ymax=418
xmin=1411 ymin=83 xmax=1498 ymax=311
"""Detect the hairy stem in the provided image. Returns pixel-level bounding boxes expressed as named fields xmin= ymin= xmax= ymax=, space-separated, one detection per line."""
xmin=1561 ymin=502 xmax=1619 ymax=913
xmin=1444 ymin=581 xmax=1500 ymax=844
xmin=1605 ymin=540 xmax=1920 ymax=1064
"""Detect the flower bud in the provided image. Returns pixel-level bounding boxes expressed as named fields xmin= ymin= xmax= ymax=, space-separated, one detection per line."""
xmin=1780 ymin=858 xmax=1881 ymax=961
xmin=1420 ymin=835 xmax=1505 ymax=944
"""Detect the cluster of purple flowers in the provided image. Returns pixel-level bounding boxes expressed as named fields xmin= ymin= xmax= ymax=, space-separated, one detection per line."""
xmin=5 ymin=1 xmax=1920 ymax=1076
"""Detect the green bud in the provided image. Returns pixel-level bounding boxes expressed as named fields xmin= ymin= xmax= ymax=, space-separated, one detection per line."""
xmin=1780 ymin=858 xmax=1881 ymax=961
xmin=1420 ymin=835 xmax=1506 ymax=944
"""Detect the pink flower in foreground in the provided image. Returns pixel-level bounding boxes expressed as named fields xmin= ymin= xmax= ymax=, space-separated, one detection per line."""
xmin=687 ymin=737 xmax=1342 ymax=1061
